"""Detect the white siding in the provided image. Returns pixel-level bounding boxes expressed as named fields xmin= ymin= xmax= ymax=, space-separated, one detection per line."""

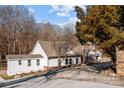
xmin=48 ymin=57 xmax=82 ymax=67
xmin=7 ymin=40 xmax=82 ymax=76
xmin=73 ymin=57 xmax=82 ymax=64
xmin=31 ymin=41 xmax=47 ymax=58
xmin=30 ymin=41 xmax=48 ymax=66
xmin=48 ymin=58 xmax=66 ymax=67
xmin=7 ymin=58 xmax=43 ymax=76
xmin=48 ymin=59 xmax=58 ymax=67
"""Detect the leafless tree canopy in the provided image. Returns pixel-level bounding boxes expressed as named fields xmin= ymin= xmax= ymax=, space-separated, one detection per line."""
xmin=0 ymin=6 xmax=38 ymax=59
xmin=0 ymin=6 xmax=79 ymax=60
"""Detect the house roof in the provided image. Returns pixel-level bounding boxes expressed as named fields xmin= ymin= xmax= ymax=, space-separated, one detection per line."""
xmin=72 ymin=45 xmax=85 ymax=55
xmin=72 ymin=45 xmax=82 ymax=55
xmin=6 ymin=54 xmax=43 ymax=59
xmin=72 ymin=44 xmax=93 ymax=55
xmin=38 ymin=41 xmax=58 ymax=57
xmin=38 ymin=41 xmax=83 ymax=58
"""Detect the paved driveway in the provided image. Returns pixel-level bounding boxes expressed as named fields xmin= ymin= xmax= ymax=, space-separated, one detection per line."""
xmin=37 ymin=79 xmax=121 ymax=88
xmin=3 ymin=76 xmax=121 ymax=88
xmin=89 ymin=62 xmax=113 ymax=70
xmin=1 ymin=64 xmax=123 ymax=88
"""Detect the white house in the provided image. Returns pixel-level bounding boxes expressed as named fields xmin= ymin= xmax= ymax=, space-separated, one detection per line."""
xmin=6 ymin=54 xmax=43 ymax=76
xmin=30 ymin=41 xmax=82 ymax=69
xmin=6 ymin=41 xmax=82 ymax=76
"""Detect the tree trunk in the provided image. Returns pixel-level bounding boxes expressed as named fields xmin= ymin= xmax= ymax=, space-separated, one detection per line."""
xmin=58 ymin=57 xmax=61 ymax=67
xmin=111 ymin=45 xmax=118 ymax=73
xmin=83 ymin=45 xmax=86 ymax=64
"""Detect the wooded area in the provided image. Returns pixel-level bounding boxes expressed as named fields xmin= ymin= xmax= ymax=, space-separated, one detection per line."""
xmin=2 ymin=5 xmax=124 ymax=72
xmin=0 ymin=6 xmax=79 ymax=60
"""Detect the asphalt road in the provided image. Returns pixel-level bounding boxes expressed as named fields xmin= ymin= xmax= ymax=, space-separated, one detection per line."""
xmin=3 ymin=76 xmax=121 ymax=88
xmin=1 ymin=63 xmax=122 ymax=88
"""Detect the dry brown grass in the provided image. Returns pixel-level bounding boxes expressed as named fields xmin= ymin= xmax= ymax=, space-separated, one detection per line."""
xmin=101 ymin=57 xmax=111 ymax=62
xmin=116 ymin=51 xmax=124 ymax=76
xmin=117 ymin=63 xmax=124 ymax=77
xmin=0 ymin=74 xmax=14 ymax=80
xmin=118 ymin=51 xmax=124 ymax=63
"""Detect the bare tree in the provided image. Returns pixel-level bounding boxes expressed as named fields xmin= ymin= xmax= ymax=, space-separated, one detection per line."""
xmin=0 ymin=6 xmax=80 ymax=66
xmin=52 ymin=24 xmax=79 ymax=67
xmin=0 ymin=5 xmax=38 ymax=58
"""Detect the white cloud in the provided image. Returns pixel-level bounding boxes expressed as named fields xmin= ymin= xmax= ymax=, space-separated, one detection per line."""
xmin=48 ymin=5 xmax=87 ymax=26
xmin=57 ymin=12 xmax=67 ymax=17
xmin=49 ymin=5 xmax=87 ymax=17
xmin=49 ymin=5 xmax=74 ymax=17
xmin=28 ymin=8 xmax=35 ymax=13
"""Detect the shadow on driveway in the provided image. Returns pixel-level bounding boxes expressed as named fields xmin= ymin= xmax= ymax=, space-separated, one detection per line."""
xmin=88 ymin=61 xmax=113 ymax=71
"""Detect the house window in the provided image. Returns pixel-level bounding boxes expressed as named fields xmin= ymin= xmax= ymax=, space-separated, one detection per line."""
xmin=76 ymin=58 xmax=78 ymax=64
xmin=37 ymin=59 xmax=40 ymax=66
xmin=65 ymin=59 xmax=68 ymax=65
xmin=69 ymin=58 xmax=72 ymax=65
xmin=18 ymin=60 xmax=21 ymax=65
xmin=28 ymin=60 xmax=31 ymax=67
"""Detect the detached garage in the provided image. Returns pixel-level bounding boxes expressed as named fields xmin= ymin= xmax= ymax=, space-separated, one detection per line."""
xmin=6 ymin=54 xmax=43 ymax=76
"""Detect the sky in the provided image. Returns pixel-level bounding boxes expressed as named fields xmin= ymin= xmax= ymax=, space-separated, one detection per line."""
xmin=25 ymin=5 xmax=86 ymax=26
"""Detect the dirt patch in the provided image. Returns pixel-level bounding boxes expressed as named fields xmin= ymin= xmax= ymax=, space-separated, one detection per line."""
xmin=100 ymin=69 xmax=116 ymax=77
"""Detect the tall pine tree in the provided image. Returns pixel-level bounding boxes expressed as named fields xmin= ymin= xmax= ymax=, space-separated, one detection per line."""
xmin=75 ymin=6 xmax=124 ymax=72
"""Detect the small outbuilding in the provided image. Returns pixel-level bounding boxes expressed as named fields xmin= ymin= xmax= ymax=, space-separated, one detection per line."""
xmin=95 ymin=50 xmax=102 ymax=62
xmin=6 ymin=54 xmax=43 ymax=76
xmin=87 ymin=49 xmax=102 ymax=64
